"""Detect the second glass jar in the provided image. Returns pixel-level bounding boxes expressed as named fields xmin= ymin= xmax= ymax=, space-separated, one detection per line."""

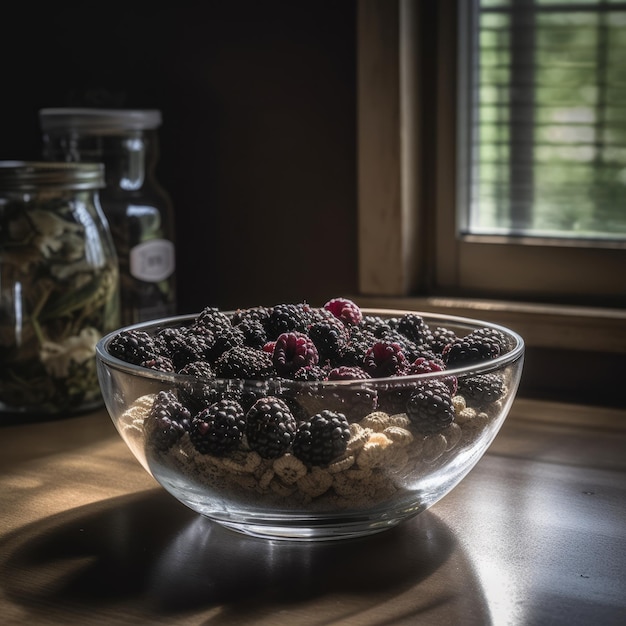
xmin=39 ymin=108 xmax=177 ymax=326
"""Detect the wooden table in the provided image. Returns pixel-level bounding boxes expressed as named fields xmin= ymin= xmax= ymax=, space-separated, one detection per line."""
xmin=1 ymin=398 xmax=625 ymax=625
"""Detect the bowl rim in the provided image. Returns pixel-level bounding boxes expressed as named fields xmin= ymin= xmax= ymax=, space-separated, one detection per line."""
xmin=95 ymin=308 xmax=525 ymax=387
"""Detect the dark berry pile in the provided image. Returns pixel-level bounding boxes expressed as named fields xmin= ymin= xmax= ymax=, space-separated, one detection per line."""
xmin=110 ymin=297 xmax=512 ymax=463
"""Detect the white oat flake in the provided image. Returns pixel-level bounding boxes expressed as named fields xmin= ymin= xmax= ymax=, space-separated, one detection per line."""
xmin=298 ymin=468 xmax=333 ymax=498
xmin=273 ymin=454 xmax=307 ymax=484
xmin=360 ymin=411 xmax=392 ymax=431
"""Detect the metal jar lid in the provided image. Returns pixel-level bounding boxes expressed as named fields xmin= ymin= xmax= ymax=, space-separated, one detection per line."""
xmin=0 ymin=161 xmax=105 ymax=191
xmin=39 ymin=108 xmax=163 ymax=134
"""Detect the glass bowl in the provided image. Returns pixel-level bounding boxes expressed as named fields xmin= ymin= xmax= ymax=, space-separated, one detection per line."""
xmin=95 ymin=303 xmax=524 ymax=541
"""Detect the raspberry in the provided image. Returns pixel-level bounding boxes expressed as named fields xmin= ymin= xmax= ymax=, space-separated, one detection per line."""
xmin=108 ymin=330 xmax=157 ymax=365
xmin=214 ymin=345 xmax=274 ymax=380
xmin=189 ymin=399 xmax=246 ymax=456
xmin=272 ymin=332 xmax=319 ymax=377
xmin=144 ymin=390 xmax=191 ymax=451
xmin=404 ymin=355 xmax=446 ymax=374
xmin=292 ymin=410 xmax=351 ymax=466
xmin=323 ymin=297 xmax=363 ymax=326
xmin=406 ymin=380 xmax=455 ymax=435
xmin=363 ymin=341 xmax=407 ymax=377
xmin=245 ymin=396 xmax=297 ymax=459
xmin=403 ymin=356 xmax=457 ymax=395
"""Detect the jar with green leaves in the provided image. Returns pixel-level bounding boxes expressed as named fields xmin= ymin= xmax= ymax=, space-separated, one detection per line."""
xmin=0 ymin=161 xmax=120 ymax=415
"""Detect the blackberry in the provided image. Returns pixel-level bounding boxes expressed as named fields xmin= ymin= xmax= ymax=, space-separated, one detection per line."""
xmin=459 ymin=373 xmax=507 ymax=405
xmin=297 ymin=374 xmax=377 ymax=421
xmin=308 ymin=316 xmax=349 ymax=365
xmin=236 ymin=318 xmax=268 ymax=349
xmin=396 ymin=313 xmax=433 ymax=347
xmin=341 ymin=325 xmax=378 ymax=367
xmin=206 ymin=326 xmax=246 ymax=362
xmin=361 ymin=315 xmax=392 ymax=338
xmin=193 ymin=306 xmax=233 ymax=336
xmin=237 ymin=382 xmax=274 ymax=413
xmin=264 ymin=303 xmax=311 ymax=340
xmin=178 ymin=360 xmax=215 ymax=379
xmin=214 ymin=345 xmax=275 ymax=380
xmin=186 ymin=384 xmax=243 ymax=415
xmin=144 ymin=390 xmax=192 ymax=451
xmin=155 ymin=327 xmax=213 ymax=370
xmin=326 ymin=365 xmax=371 ymax=381
xmin=108 ymin=330 xmax=157 ymax=365
xmin=292 ymin=365 xmax=330 ymax=381
xmin=378 ymin=328 xmax=422 ymax=362
xmin=363 ymin=341 xmax=408 ymax=378
xmin=441 ymin=333 xmax=501 ymax=368
xmin=272 ymin=331 xmax=319 ymax=377
xmin=300 ymin=388 xmax=377 ymax=420
xmin=324 ymin=297 xmax=363 ymax=326
xmin=245 ymin=396 xmax=297 ymax=459
xmin=468 ymin=327 xmax=511 ymax=353
xmin=189 ymin=399 xmax=246 ymax=456
xmin=177 ymin=360 xmax=216 ymax=412
xmin=172 ymin=330 xmax=215 ymax=370
xmin=406 ymin=380 xmax=455 ymax=435
xmin=292 ymin=410 xmax=351 ymax=466
xmin=429 ymin=326 xmax=458 ymax=355
xmin=140 ymin=355 xmax=175 ymax=372
xmin=377 ymin=382 xmax=414 ymax=415
xmin=231 ymin=305 xmax=273 ymax=327
xmin=154 ymin=326 xmax=187 ymax=356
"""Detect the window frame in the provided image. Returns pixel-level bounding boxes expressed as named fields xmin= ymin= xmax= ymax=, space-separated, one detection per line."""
xmin=356 ymin=0 xmax=626 ymax=354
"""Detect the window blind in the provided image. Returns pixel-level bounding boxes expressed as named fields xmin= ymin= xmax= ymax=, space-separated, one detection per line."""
xmin=462 ymin=0 xmax=626 ymax=240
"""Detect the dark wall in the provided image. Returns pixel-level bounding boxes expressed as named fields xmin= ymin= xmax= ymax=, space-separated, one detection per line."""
xmin=1 ymin=1 xmax=358 ymax=313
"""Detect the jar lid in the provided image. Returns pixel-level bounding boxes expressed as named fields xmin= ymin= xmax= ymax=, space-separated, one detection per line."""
xmin=39 ymin=108 xmax=163 ymax=133
xmin=0 ymin=161 xmax=105 ymax=190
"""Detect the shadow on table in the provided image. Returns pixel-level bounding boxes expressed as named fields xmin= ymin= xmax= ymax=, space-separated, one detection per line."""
xmin=0 ymin=489 xmax=491 ymax=624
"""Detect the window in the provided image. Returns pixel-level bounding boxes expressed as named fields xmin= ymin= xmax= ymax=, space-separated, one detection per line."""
xmin=462 ymin=0 xmax=626 ymax=242
xmin=356 ymin=0 xmax=625 ymax=367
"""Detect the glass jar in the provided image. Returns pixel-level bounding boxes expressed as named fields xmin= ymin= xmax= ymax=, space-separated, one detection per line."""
xmin=0 ymin=161 xmax=120 ymax=415
xmin=39 ymin=108 xmax=177 ymax=326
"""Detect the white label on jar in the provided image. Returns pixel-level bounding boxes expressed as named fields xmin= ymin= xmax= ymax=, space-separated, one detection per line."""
xmin=130 ymin=239 xmax=175 ymax=282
